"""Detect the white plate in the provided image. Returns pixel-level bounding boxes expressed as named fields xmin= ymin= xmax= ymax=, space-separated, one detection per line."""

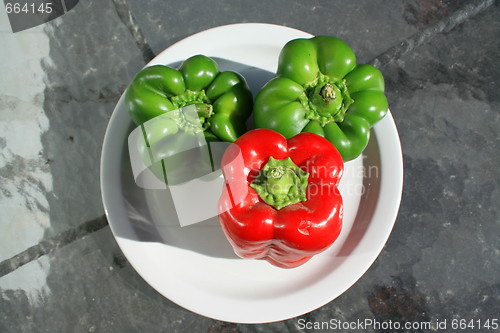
xmin=100 ymin=23 xmax=403 ymax=323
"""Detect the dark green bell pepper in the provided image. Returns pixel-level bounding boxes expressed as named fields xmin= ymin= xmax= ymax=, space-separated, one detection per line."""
xmin=126 ymin=55 xmax=253 ymax=142
xmin=254 ymin=36 xmax=388 ymax=161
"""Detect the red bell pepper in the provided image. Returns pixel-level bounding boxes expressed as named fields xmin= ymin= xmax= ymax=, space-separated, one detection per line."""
xmin=218 ymin=128 xmax=344 ymax=268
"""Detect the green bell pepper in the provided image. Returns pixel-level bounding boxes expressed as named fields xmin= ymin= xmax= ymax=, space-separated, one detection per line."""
xmin=254 ymin=36 xmax=388 ymax=161
xmin=126 ymin=55 xmax=253 ymax=142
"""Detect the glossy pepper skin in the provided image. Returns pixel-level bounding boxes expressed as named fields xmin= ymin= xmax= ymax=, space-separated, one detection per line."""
xmin=126 ymin=55 xmax=253 ymax=142
xmin=254 ymin=36 xmax=388 ymax=161
xmin=218 ymin=128 xmax=344 ymax=269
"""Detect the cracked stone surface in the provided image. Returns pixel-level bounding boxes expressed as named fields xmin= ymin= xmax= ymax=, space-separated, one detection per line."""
xmin=0 ymin=0 xmax=498 ymax=332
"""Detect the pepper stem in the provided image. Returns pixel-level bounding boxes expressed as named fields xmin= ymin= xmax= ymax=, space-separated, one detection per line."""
xmin=182 ymin=103 xmax=213 ymax=125
xmin=301 ymin=74 xmax=354 ymax=126
xmin=320 ymin=83 xmax=336 ymax=101
xmin=167 ymin=103 xmax=214 ymax=133
xmin=250 ymin=157 xmax=309 ymax=210
xmin=308 ymin=82 xmax=343 ymax=119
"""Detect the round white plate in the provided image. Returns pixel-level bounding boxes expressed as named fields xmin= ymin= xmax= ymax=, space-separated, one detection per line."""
xmin=101 ymin=23 xmax=403 ymax=323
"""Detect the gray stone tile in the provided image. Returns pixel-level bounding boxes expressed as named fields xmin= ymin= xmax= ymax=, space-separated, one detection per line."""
xmin=127 ymin=0 xmax=422 ymax=64
xmin=40 ymin=0 xmax=144 ymax=236
xmin=0 ymin=10 xmax=52 ymax=263
xmin=0 ymin=227 xmax=214 ymax=332
xmin=361 ymin=4 xmax=500 ymax=325
xmin=0 ymin=0 xmax=143 ymax=301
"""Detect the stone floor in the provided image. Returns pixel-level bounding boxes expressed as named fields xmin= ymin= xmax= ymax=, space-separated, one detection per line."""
xmin=0 ymin=0 xmax=498 ymax=332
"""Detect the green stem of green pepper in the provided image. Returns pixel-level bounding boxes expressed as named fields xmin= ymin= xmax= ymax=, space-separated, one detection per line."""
xmin=170 ymin=89 xmax=210 ymax=109
xmin=309 ymin=83 xmax=342 ymax=117
xmin=169 ymin=103 xmax=213 ymax=133
xmin=300 ymin=73 xmax=354 ymax=127
xmin=250 ymin=157 xmax=309 ymax=210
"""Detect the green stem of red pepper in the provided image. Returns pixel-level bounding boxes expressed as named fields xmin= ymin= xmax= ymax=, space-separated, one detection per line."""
xmin=299 ymin=73 xmax=354 ymax=127
xmin=250 ymin=156 xmax=309 ymax=210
